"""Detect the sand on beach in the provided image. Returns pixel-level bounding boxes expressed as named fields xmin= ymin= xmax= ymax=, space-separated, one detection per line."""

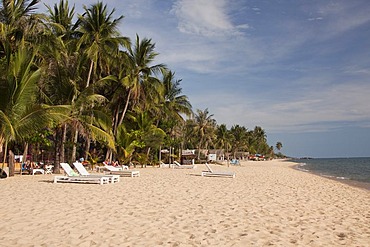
xmin=0 ymin=160 xmax=369 ymax=247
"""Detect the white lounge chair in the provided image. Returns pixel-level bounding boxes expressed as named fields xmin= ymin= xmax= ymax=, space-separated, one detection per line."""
xmin=104 ymin=164 xmax=140 ymax=177
xmin=73 ymin=162 xmax=120 ymax=183
xmin=201 ymin=163 xmax=235 ymax=178
xmin=54 ymin=163 xmax=110 ymax=185
xmin=173 ymin=161 xmax=197 ymax=169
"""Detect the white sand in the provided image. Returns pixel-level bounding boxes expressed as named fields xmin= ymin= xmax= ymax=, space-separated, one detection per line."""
xmin=0 ymin=160 xmax=369 ymax=246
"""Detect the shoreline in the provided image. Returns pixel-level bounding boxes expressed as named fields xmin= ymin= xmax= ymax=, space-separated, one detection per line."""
xmin=288 ymin=160 xmax=370 ymax=192
xmin=1 ymin=159 xmax=369 ymax=246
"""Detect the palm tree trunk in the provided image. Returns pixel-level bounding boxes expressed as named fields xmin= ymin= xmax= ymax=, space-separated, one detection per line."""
xmin=8 ymin=149 xmax=14 ymax=176
xmin=85 ymin=138 xmax=91 ymax=161
xmin=197 ymin=138 xmax=203 ymax=160
xmin=86 ymin=60 xmax=94 ymax=88
xmin=118 ymin=89 xmax=132 ymax=127
xmin=71 ymin=128 xmax=78 ymax=163
xmin=61 ymin=123 xmax=67 ymax=163
xmin=2 ymin=141 xmax=9 ymax=176
xmin=106 ymin=105 xmax=120 ymax=162
xmin=23 ymin=142 xmax=28 ymax=162
xmin=113 ymin=104 xmax=120 ymax=136
xmin=54 ymin=127 xmax=60 ymax=174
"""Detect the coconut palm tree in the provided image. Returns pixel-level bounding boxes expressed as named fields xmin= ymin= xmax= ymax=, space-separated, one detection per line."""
xmin=276 ymin=142 xmax=283 ymax=151
xmin=229 ymin=125 xmax=248 ymax=158
xmin=105 ymin=35 xmax=166 ymax=161
xmin=215 ymin=124 xmax=232 ymax=160
xmin=45 ymin=0 xmax=78 ymax=40
xmin=115 ymin=108 xmax=165 ymax=166
xmin=160 ymin=71 xmax=192 ymax=120
xmin=116 ymin=35 xmax=166 ymax=127
xmin=0 ymin=46 xmax=69 ymax=175
xmin=193 ymin=108 xmax=215 ymax=160
xmin=77 ymin=2 xmax=129 ymax=88
xmin=0 ymin=0 xmax=42 ymax=57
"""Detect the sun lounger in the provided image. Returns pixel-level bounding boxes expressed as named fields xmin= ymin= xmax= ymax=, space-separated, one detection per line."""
xmin=54 ymin=163 xmax=110 ymax=185
xmin=173 ymin=161 xmax=197 ymax=169
xmin=201 ymin=163 xmax=235 ymax=178
xmin=53 ymin=175 xmax=109 ymax=185
xmin=104 ymin=165 xmax=140 ymax=177
xmin=73 ymin=162 xmax=120 ymax=183
xmin=32 ymin=168 xmax=45 ymax=175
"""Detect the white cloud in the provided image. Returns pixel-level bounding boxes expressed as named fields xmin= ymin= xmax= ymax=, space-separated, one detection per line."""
xmin=313 ymin=1 xmax=370 ymax=39
xmin=171 ymin=0 xmax=246 ymax=37
xmin=191 ymin=79 xmax=370 ymax=134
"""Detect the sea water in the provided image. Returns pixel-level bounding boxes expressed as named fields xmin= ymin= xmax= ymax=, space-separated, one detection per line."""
xmin=294 ymin=157 xmax=370 ymax=189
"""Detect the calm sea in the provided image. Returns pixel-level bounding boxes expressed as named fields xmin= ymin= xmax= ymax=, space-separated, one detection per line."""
xmin=293 ymin=157 xmax=370 ymax=190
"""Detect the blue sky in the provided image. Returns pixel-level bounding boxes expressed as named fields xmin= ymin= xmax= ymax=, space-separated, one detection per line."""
xmin=40 ymin=0 xmax=370 ymax=158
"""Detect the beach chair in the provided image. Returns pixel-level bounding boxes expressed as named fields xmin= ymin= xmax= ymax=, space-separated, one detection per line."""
xmin=104 ymin=165 xmax=129 ymax=171
xmin=54 ymin=163 xmax=110 ymax=185
xmin=201 ymin=163 xmax=236 ymax=178
xmin=73 ymin=162 xmax=120 ymax=183
xmin=173 ymin=161 xmax=197 ymax=169
xmin=104 ymin=164 xmax=140 ymax=177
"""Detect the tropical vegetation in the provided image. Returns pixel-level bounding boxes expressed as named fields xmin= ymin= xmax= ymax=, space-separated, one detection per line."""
xmin=0 ymin=0 xmax=283 ymax=176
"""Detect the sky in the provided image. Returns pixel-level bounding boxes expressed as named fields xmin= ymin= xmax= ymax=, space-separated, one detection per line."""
xmin=39 ymin=0 xmax=370 ymax=158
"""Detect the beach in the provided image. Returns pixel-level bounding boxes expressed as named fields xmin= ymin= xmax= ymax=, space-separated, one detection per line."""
xmin=0 ymin=160 xmax=369 ymax=246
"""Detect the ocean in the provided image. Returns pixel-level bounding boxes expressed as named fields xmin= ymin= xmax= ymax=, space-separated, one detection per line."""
xmin=293 ymin=157 xmax=370 ymax=190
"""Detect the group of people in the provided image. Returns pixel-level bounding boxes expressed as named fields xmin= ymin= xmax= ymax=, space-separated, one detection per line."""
xmin=22 ymin=160 xmax=42 ymax=170
xmin=21 ymin=160 xmax=45 ymax=174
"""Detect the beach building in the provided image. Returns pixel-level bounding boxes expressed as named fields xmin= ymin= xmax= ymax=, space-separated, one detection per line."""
xmin=208 ymin=149 xmax=225 ymax=161
xmin=181 ymin=149 xmax=196 ymax=165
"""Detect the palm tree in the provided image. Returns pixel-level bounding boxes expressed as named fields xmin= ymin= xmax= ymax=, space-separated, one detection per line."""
xmin=0 ymin=46 xmax=69 ymax=175
xmin=153 ymin=71 xmax=192 ymax=150
xmin=105 ymin=35 xmax=166 ymax=161
xmin=116 ymin=35 xmax=166 ymax=127
xmin=229 ymin=125 xmax=248 ymax=158
xmin=66 ymin=83 xmax=115 ymax=163
xmin=45 ymin=0 xmax=79 ymax=41
xmin=41 ymin=0 xmax=81 ymax=171
xmin=77 ymin=2 xmax=129 ymax=88
xmin=193 ymin=108 xmax=215 ymax=160
xmin=215 ymin=124 xmax=232 ymax=161
xmin=0 ymin=0 xmax=42 ymax=57
xmin=160 ymin=71 xmax=192 ymax=121
xmin=276 ymin=142 xmax=283 ymax=151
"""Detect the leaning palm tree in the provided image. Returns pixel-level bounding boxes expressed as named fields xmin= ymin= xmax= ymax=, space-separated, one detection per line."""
xmin=117 ymin=35 xmax=166 ymax=127
xmin=106 ymin=35 xmax=166 ymax=161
